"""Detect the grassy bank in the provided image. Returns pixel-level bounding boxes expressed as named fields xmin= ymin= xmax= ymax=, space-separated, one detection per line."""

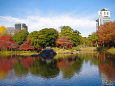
xmin=79 ymin=47 xmax=97 ymax=53
xmin=97 ymin=47 xmax=115 ymax=55
xmin=107 ymin=47 xmax=115 ymax=54
xmin=52 ymin=47 xmax=78 ymax=54
xmin=52 ymin=47 xmax=97 ymax=54
xmin=0 ymin=51 xmax=38 ymax=56
xmin=54 ymin=47 xmax=97 ymax=59
xmin=0 ymin=47 xmax=97 ymax=57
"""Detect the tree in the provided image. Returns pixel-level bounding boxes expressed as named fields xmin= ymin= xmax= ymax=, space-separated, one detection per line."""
xmin=60 ymin=26 xmax=73 ymax=37
xmin=88 ymin=32 xmax=98 ymax=47
xmin=28 ymin=31 xmax=40 ymax=48
xmin=28 ymin=28 xmax=58 ymax=48
xmin=19 ymin=39 xmax=34 ymax=51
xmin=97 ymin=22 xmax=115 ymax=47
xmin=0 ymin=35 xmax=17 ymax=50
xmin=80 ymin=37 xmax=91 ymax=47
xmin=11 ymin=29 xmax=29 ymax=46
xmin=60 ymin=26 xmax=82 ymax=46
xmin=0 ymin=26 xmax=8 ymax=36
xmin=70 ymin=30 xmax=82 ymax=46
xmin=14 ymin=28 xmax=20 ymax=34
xmin=56 ymin=36 xmax=73 ymax=48
xmin=38 ymin=28 xmax=58 ymax=47
xmin=0 ymin=40 xmax=17 ymax=50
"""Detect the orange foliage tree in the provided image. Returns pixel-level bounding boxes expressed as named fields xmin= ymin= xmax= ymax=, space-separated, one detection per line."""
xmin=56 ymin=36 xmax=73 ymax=48
xmin=97 ymin=22 xmax=115 ymax=47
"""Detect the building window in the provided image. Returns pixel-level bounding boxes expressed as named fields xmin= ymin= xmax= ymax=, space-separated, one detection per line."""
xmin=104 ymin=12 xmax=106 ymax=15
xmin=107 ymin=12 xmax=109 ymax=15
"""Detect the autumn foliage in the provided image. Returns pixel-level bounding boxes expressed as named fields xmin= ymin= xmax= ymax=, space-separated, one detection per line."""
xmin=56 ymin=37 xmax=73 ymax=48
xmin=97 ymin=22 xmax=115 ymax=47
xmin=0 ymin=26 xmax=7 ymax=35
xmin=19 ymin=39 xmax=34 ymax=51
xmin=0 ymin=35 xmax=14 ymax=43
xmin=0 ymin=35 xmax=17 ymax=50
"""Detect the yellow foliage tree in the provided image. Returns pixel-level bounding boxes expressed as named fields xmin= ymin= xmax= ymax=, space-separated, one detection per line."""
xmin=0 ymin=26 xmax=7 ymax=35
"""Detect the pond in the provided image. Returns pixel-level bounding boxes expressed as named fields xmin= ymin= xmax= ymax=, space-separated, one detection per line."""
xmin=0 ymin=53 xmax=115 ymax=86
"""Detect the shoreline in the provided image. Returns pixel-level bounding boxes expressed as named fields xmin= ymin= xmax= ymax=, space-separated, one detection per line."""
xmin=0 ymin=47 xmax=115 ymax=57
xmin=98 ymin=47 xmax=115 ymax=55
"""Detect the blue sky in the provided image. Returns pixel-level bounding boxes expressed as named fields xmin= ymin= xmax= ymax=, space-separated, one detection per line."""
xmin=0 ymin=0 xmax=115 ymax=36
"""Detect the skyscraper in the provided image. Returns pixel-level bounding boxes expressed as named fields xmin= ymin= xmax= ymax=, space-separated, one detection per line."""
xmin=15 ymin=23 xmax=28 ymax=31
xmin=96 ymin=8 xmax=111 ymax=27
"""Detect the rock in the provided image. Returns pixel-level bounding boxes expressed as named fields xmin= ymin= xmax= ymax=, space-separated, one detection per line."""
xmin=39 ymin=47 xmax=57 ymax=59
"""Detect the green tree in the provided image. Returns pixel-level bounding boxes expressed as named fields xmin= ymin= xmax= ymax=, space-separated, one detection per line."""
xmin=28 ymin=28 xmax=58 ymax=48
xmin=70 ymin=30 xmax=82 ymax=46
xmin=38 ymin=28 xmax=58 ymax=47
xmin=88 ymin=32 xmax=98 ymax=46
xmin=60 ymin=26 xmax=73 ymax=37
xmin=11 ymin=29 xmax=29 ymax=46
xmin=28 ymin=31 xmax=39 ymax=48
xmin=80 ymin=37 xmax=91 ymax=47
xmin=60 ymin=26 xmax=82 ymax=46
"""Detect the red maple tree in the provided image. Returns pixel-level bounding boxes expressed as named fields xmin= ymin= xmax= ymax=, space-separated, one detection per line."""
xmin=19 ymin=39 xmax=34 ymax=51
xmin=0 ymin=35 xmax=17 ymax=50
xmin=0 ymin=35 xmax=14 ymax=43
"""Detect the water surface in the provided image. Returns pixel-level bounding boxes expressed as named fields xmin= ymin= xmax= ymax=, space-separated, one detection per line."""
xmin=0 ymin=53 xmax=115 ymax=86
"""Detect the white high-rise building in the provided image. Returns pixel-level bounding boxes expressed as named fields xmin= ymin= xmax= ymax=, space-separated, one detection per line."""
xmin=96 ymin=8 xmax=111 ymax=27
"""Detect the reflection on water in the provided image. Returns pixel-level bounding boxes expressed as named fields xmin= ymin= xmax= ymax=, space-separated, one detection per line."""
xmin=98 ymin=54 xmax=115 ymax=86
xmin=0 ymin=53 xmax=115 ymax=86
xmin=57 ymin=56 xmax=83 ymax=79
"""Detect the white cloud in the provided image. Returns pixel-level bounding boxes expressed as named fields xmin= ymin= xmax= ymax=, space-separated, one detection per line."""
xmin=0 ymin=15 xmax=96 ymax=37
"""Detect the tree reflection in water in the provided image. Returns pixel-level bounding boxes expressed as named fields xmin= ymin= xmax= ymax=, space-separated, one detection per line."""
xmin=57 ymin=56 xmax=84 ymax=79
xmin=98 ymin=53 xmax=115 ymax=86
xmin=13 ymin=60 xmax=28 ymax=77
xmin=0 ymin=56 xmax=17 ymax=80
xmin=0 ymin=53 xmax=115 ymax=86
xmin=79 ymin=53 xmax=115 ymax=86
xmin=30 ymin=59 xmax=59 ymax=78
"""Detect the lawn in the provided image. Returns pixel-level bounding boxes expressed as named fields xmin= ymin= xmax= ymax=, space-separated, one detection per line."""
xmin=0 ymin=51 xmax=38 ymax=56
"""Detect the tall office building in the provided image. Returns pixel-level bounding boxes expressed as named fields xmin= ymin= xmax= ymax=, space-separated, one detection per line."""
xmin=96 ymin=8 xmax=111 ymax=27
xmin=15 ymin=23 xmax=28 ymax=31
